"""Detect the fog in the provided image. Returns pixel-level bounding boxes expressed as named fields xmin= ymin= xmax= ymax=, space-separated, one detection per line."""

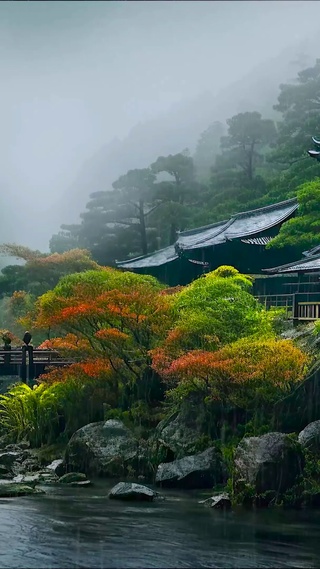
xmin=1 ymin=0 xmax=320 ymax=250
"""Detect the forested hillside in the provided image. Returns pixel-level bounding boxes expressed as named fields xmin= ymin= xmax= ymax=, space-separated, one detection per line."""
xmin=47 ymin=58 xmax=320 ymax=268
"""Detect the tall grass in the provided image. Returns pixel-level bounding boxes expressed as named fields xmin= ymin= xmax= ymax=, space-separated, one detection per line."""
xmin=0 ymin=378 xmax=107 ymax=447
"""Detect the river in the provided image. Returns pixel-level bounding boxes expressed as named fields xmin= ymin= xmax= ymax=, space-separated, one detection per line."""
xmin=0 ymin=481 xmax=318 ymax=568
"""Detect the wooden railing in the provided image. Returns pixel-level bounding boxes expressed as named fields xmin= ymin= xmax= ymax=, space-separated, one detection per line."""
xmin=255 ymin=294 xmax=294 ymax=316
xmin=256 ymin=292 xmax=320 ymax=321
xmin=296 ymin=301 xmax=320 ymax=321
xmin=0 ymin=348 xmax=74 ymax=381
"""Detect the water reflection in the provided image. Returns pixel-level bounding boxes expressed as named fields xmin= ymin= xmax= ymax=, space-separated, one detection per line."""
xmin=0 ymin=482 xmax=318 ymax=568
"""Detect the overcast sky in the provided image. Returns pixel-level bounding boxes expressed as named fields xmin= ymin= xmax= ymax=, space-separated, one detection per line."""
xmin=1 ymin=1 xmax=320 ymax=249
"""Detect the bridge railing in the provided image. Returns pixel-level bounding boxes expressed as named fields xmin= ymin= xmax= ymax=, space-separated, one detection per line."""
xmin=0 ymin=348 xmax=74 ymax=381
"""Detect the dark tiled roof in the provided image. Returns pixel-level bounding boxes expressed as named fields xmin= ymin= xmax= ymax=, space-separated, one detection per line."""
xmin=115 ymin=245 xmax=178 ymax=269
xmin=177 ymin=219 xmax=230 ymax=250
xmin=177 ymin=198 xmax=298 ymax=251
xmin=116 ymin=198 xmax=298 ymax=269
xmin=263 ymin=253 xmax=320 ymax=274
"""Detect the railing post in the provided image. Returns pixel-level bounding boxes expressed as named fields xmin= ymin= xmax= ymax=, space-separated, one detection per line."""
xmin=21 ymin=345 xmax=27 ymax=382
xmin=3 ymin=344 xmax=11 ymax=375
xmin=28 ymin=345 xmax=34 ymax=381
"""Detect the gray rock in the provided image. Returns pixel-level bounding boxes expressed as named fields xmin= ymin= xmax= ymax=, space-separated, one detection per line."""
xmin=59 ymin=472 xmax=87 ymax=484
xmin=65 ymin=420 xmax=143 ymax=477
xmin=234 ymin=432 xmax=303 ymax=494
xmin=5 ymin=442 xmax=29 ymax=452
xmin=109 ymin=482 xmax=159 ymax=501
xmin=12 ymin=456 xmax=42 ymax=475
xmin=46 ymin=459 xmax=65 ymax=477
xmin=199 ymin=493 xmax=232 ymax=510
xmin=69 ymin=480 xmax=92 ymax=487
xmin=13 ymin=471 xmax=59 ymax=486
xmin=155 ymin=447 xmax=224 ymax=489
xmin=298 ymin=420 xmax=320 ymax=451
xmin=0 ymin=452 xmax=21 ymax=470
xmin=155 ymin=411 xmax=206 ymax=458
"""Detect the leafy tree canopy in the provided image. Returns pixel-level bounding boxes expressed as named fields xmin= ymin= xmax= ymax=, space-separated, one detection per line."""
xmin=267 ymin=178 xmax=320 ymax=252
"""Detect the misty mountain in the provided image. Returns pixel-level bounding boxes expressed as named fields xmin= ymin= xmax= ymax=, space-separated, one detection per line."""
xmin=58 ymin=41 xmax=315 ymax=226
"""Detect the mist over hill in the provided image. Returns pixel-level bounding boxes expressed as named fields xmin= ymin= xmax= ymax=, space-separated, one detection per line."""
xmin=59 ymin=40 xmax=316 ymax=226
xmin=1 ymin=1 xmax=320 ymax=252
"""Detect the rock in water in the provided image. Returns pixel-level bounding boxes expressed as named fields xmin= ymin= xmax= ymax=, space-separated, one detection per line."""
xmin=155 ymin=447 xmax=224 ymax=489
xmin=298 ymin=420 xmax=320 ymax=451
xmin=58 ymin=472 xmax=87 ymax=484
xmin=65 ymin=420 xmax=141 ymax=477
xmin=199 ymin=493 xmax=232 ymax=510
xmin=46 ymin=459 xmax=65 ymax=478
xmin=109 ymin=482 xmax=158 ymax=501
xmin=234 ymin=432 xmax=304 ymax=494
xmin=0 ymin=482 xmax=44 ymax=497
xmin=69 ymin=480 xmax=92 ymax=487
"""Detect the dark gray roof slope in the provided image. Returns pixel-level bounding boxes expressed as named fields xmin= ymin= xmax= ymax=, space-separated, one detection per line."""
xmin=303 ymin=244 xmax=320 ymax=257
xmin=116 ymin=245 xmax=178 ymax=269
xmin=263 ymin=253 xmax=320 ymax=274
xmin=116 ymin=198 xmax=298 ymax=270
xmin=177 ymin=219 xmax=230 ymax=250
xmin=177 ymin=198 xmax=298 ymax=251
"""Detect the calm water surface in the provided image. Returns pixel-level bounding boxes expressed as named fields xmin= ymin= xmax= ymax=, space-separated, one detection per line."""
xmin=0 ymin=481 xmax=319 ymax=568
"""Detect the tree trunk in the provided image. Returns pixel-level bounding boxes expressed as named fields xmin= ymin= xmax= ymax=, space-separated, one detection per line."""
xmin=247 ymin=141 xmax=255 ymax=182
xmin=169 ymin=222 xmax=177 ymax=245
xmin=139 ymin=199 xmax=148 ymax=255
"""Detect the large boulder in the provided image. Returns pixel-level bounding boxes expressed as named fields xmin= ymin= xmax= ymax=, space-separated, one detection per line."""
xmin=109 ymin=482 xmax=160 ymax=502
xmin=155 ymin=410 xmax=208 ymax=459
xmin=298 ymin=420 xmax=320 ymax=452
xmin=65 ymin=420 xmax=145 ymax=477
xmin=234 ymin=432 xmax=304 ymax=495
xmin=155 ymin=447 xmax=224 ymax=489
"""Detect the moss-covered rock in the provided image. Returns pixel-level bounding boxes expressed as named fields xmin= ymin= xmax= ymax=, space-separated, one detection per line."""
xmin=0 ymin=482 xmax=44 ymax=497
xmin=59 ymin=472 xmax=87 ymax=484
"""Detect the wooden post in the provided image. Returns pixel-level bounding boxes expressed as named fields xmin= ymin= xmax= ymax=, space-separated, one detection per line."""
xmin=3 ymin=344 xmax=11 ymax=375
xmin=28 ymin=345 xmax=34 ymax=381
xmin=21 ymin=345 xmax=27 ymax=382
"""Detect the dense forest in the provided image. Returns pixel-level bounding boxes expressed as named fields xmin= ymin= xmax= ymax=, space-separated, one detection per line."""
xmin=0 ymin=57 xmax=320 ymax=509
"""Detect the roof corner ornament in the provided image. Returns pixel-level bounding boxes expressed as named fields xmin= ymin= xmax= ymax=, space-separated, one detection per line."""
xmin=308 ymin=137 xmax=320 ymax=161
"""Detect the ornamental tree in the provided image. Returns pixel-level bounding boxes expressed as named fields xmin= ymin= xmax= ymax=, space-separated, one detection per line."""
xmin=33 ymin=268 xmax=172 ymax=405
xmin=157 ymin=338 xmax=308 ymax=413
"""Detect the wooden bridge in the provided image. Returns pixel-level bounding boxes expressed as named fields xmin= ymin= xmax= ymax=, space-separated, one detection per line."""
xmin=0 ymin=348 xmax=73 ymax=382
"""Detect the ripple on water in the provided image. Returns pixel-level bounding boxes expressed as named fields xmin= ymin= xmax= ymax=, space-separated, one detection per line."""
xmin=0 ymin=486 xmax=319 ymax=568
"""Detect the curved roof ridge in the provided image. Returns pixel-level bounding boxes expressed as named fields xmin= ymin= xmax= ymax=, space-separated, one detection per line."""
xmin=177 ymin=218 xmax=228 ymax=237
xmin=231 ymin=197 xmax=298 ymax=220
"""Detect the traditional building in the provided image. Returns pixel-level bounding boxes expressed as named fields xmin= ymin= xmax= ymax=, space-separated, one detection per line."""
xmin=253 ymin=245 xmax=320 ymax=320
xmin=116 ymin=198 xmax=298 ymax=286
